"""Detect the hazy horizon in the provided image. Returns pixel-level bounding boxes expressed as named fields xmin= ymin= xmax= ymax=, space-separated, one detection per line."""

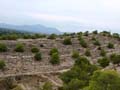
xmin=0 ymin=0 xmax=120 ymax=33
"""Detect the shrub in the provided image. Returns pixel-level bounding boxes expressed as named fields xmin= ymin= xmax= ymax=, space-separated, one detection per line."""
xmin=63 ymin=33 xmax=71 ymax=36
xmin=42 ymin=82 xmax=53 ymax=90
xmin=75 ymin=56 xmax=90 ymax=66
xmin=0 ymin=43 xmax=7 ymax=52
xmin=14 ymin=43 xmax=24 ymax=52
xmin=23 ymin=34 xmax=32 ymax=39
xmin=7 ymin=34 xmax=18 ymax=40
xmin=30 ymin=34 xmax=46 ymax=39
xmin=91 ymin=37 xmax=96 ymax=41
xmin=72 ymin=51 xmax=79 ymax=59
xmin=31 ymin=47 xmax=39 ymax=53
xmin=47 ymin=34 xmax=56 ymax=39
xmin=87 ymin=70 xmax=120 ymax=90
xmin=50 ymin=52 xmax=60 ymax=65
xmin=84 ymin=31 xmax=89 ymax=36
xmin=101 ymin=31 xmax=111 ymax=36
xmin=93 ymin=40 xmax=100 ymax=46
xmin=34 ymin=52 xmax=42 ymax=61
xmin=79 ymin=39 xmax=88 ymax=48
xmin=60 ymin=56 xmax=98 ymax=90
xmin=100 ymin=49 xmax=106 ymax=56
xmin=63 ymin=37 xmax=72 ymax=45
xmin=98 ymin=57 xmax=110 ymax=68
xmin=92 ymin=30 xmax=98 ymax=34
xmin=49 ymin=48 xmax=58 ymax=55
xmin=77 ymin=35 xmax=82 ymax=41
xmin=70 ymin=33 xmax=76 ymax=38
xmin=112 ymin=33 xmax=119 ymax=38
xmin=0 ymin=34 xmax=19 ymax=40
xmin=11 ymin=84 xmax=24 ymax=90
xmin=30 ymin=35 xmax=38 ymax=39
xmin=34 ymin=34 xmax=46 ymax=38
xmin=64 ymin=79 xmax=84 ymax=90
xmin=110 ymin=53 xmax=120 ymax=65
xmin=0 ymin=60 xmax=6 ymax=69
xmin=84 ymin=49 xmax=91 ymax=56
xmin=3 ymin=78 xmax=16 ymax=89
xmin=107 ymin=42 xmax=114 ymax=49
xmin=77 ymin=32 xmax=83 ymax=36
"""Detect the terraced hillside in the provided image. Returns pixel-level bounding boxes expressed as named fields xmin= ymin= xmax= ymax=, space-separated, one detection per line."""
xmin=0 ymin=31 xmax=120 ymax=90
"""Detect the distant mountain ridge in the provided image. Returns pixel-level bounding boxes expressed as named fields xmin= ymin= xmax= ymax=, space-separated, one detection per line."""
xmin=0 ymin=23 xmax=61 ymax=34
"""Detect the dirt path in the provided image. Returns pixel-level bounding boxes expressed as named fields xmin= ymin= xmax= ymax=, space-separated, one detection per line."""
xmin=0 ymin=68 xmax=70 ymax=87
xmin=0 ymin=68 xmax=70 ymax=78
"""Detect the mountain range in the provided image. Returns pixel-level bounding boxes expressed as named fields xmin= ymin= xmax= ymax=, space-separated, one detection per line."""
xmin=0 ymin=23 xmax=61 ymax=34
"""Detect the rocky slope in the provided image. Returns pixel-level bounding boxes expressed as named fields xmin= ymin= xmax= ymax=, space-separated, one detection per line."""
xmin=0 ymin=33 xmax=120 ymax=90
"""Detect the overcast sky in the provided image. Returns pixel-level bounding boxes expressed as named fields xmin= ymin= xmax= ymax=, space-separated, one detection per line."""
xmin=0 ymin=0 xmax=120 ymax=32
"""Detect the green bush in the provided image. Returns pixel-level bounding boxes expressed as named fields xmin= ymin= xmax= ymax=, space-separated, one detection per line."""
xmin=50 ymin=52 xmax=60 ymax=65
xmin=79 ymin=39 xmax=88 ymax=48
xmin=23 ymin=34 xmax=33 ymax=39
xmin=63 ymin=79 xmax=84 ymax=90
xmin=84 ymin=49 xmax=91 ymax=56
xmin=31 ymin=47 xmax=39 ymax=53
xmin=30 ymin=34 xmax=46 ymax=39
xmin=84 ymin=31 xmax=89 ymax=36
xmin=42 ymin=82 xmax=53 ymax=90
xmin=86 ymin=70 xmax=120 ymax=90
xmin=107 ymin=42 xmax=114 ymax=49
xmin=77 ymin=35 xmax=82 ymax=41
xmin=98 ymin=57 xmax=110 ymax=68
xmin=70 ymin=33 xmax=76 ymax=38
xmin=110 ymin=53 xmax=120 ymax=65
xmin=72 ymin=51 xmax=79 ymax=59
xmin=34 ymin=34 xmax=46 ymax=38
xmin=100 ymin=49 xmax=106 ymax=56
xmin=0 ymin=43 xmax=7 ymax=52
xmin=0 ymin=60 xmax=6 ymax=69
xmin=11 ymin=84 xmax=24 ymax=90
xmin=0 ymin=34 xmax=19 ymax=40
xmin=60 ymin=56 xmax=98 ymax=90
xmin=100 ymin=31 xmax=111 ymax=36
xmin=63 ymin=37 xmax=72 ymax=45
xmin=14 ymin=43 xmax=24 ymax=52
xmin=91 ymin=37 xmax=96 ymax=41
xmin=63 ymin=33 xmax=71 ymax=36
xmin=7 ymin=34 xmax=18 ymax=40
xmin=92 ymin=30 xmax=98 ymax=34
xmin=112 ymin=33 xmax=119 ymax=38
xmin=75 ymin=56 xmax=90 ymax=66
xmin=34 ymin=52 xmax=42 ymax=61
xmin=47 ymin=34 xmax=56 ymax=39
xmin=49 ymin=48 xmax=58 ymax=55
xmin=93 ymin=40 xmax=100 ymax=46
xmin=77 ymin=32 xmax=83 ymax=36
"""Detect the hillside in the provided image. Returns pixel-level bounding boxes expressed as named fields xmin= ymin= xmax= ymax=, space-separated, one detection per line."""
xmin=0 ymin=27 xmax=30 ymax=34
xmin=0 ymin=23 xmax=61 ymax=34
xmin=0 ymin=31 xmax=120 ymax=90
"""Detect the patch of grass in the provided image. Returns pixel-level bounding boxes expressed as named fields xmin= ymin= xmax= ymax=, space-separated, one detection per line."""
xmin=14 ymin=43 xmax=24 ymax=52
xmin=0 ymin=60 xmax=6 ymax=69
xmin=31 ymin=46 xmax=39 ymax=53
xmin=0 ymin=43 xmax=7 ymax=52
xmin=34 ymin=52 xmax=42 ymax=61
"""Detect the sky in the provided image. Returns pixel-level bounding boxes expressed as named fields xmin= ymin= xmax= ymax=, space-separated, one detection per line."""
xmin=0 ymin=0 xmax=120 ymax=32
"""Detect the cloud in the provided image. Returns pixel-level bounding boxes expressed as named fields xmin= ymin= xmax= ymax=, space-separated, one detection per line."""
xmin=0 ymin=0 xmax=120 ymax=32
xmin=28 ymin=13 xmax=81 ymax=22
